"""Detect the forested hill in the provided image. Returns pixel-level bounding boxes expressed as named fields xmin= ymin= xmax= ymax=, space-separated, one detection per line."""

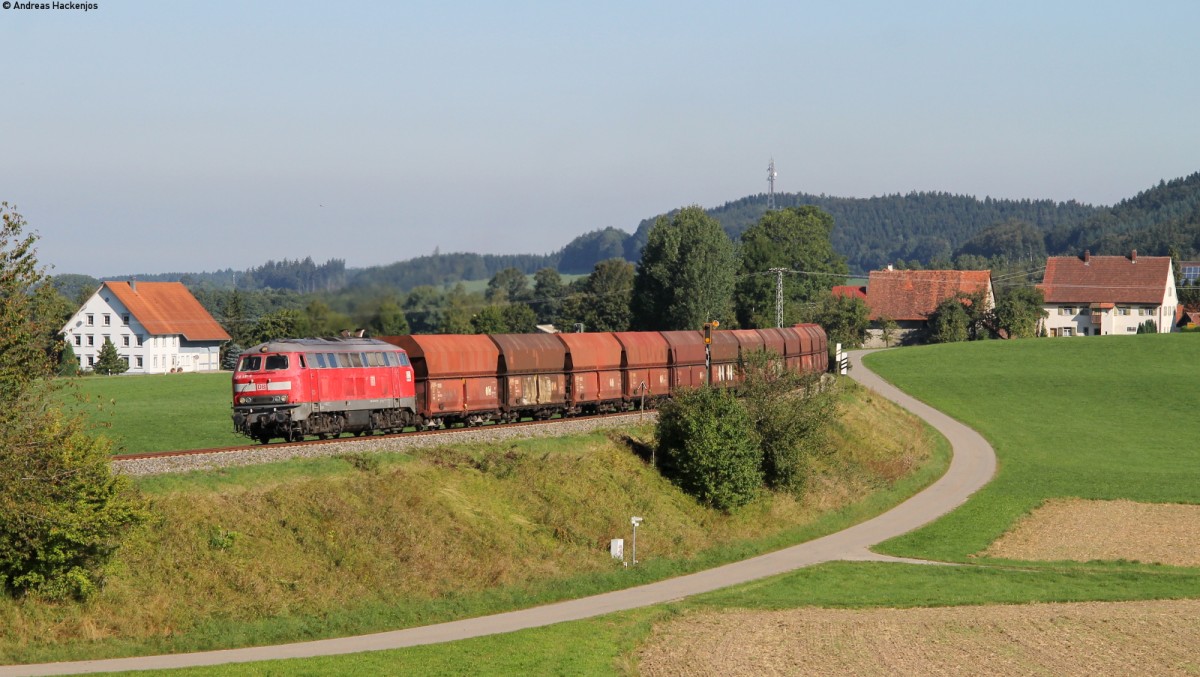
xmin=1045 ymin=172 xmax=1200 ymax=258
xmin=345 ymin=252 xmax=559 ymax=291
xmin=629 ymin=191 xmax=1102 ymax=274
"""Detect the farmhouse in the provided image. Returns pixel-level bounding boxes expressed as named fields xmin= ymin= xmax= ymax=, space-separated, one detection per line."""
xmin=862 ymin=268 xmax=995 ymax=347
xmin=61 ymin=281 xmax=231 ymax=374
xmin=1037 ymin=251 xmax=1177 ymax=336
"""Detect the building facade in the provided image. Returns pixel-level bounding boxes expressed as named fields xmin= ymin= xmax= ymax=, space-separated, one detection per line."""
xmin=61 ymin=281 xmax=231 ymax=374
xmin=1037 ymin=251 xmax=1177 ymax=337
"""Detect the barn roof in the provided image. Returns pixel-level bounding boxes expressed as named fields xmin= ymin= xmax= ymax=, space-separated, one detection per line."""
xmin=103 ymin=281 xmax=231 ymax=341
xmin=865 ymin=269 xmax=993 ymax=321
xmin=831 ymin=285 xmax=867 ymax=300
xmin=1038 ymin=252 xmax=1172 ymax=305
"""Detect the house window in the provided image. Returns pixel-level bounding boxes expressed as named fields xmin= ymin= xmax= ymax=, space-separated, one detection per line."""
xmin=1079 ymin=307 xmax=1090 ymax=315
xmin=86 ymin=314 xmax=94 ymax=326
xmin=122 ymin=335 xmax=130 ymax=347
xmin=135 ymin=356 xmax=143 ymax=368
xmin=1081 ymin=327 xmax=1089 ymax=336
xmin=121 ymin=356 xmax=129 ymax=367
xmin=136 ymin=335 xmax=144 ymax=347
xmin=74 ymin=335 xmax=81 ymax=346
xmin=1117 ymin=307 xmax=1131 ymax=316
xmin=103 ymin=314 xmax=111 ymax=326
xmin=87 ymin=355 xmax=94 ymax=367
xmin=1062 ymin=327 xmax=1073 ymax=337
xmin=87 ymin=335 xmax=94 ymax=346
xmin=122 ymin=314 xmax=130 ymax=325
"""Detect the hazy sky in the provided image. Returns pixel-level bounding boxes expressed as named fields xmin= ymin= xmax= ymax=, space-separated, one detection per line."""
xmin=3 ymin=1 xmax=1198 ymax=277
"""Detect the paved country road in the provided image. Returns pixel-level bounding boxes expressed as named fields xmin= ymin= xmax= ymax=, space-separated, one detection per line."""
xmin=1 ymin=350 xmax=997 ymax=677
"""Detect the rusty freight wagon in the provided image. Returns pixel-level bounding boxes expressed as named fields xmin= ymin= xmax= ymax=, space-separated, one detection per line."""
xmin=489 ymin=333 xmax=567 ymax=419
xmin=380 ymin=334 xmax=502 ymax=428
xmin=612 ymin=331 xmax=670 ymax=406
xmin=555 ymin=332 xmax=625 ymax=414
xmin=660 ymin=330 xmax=708 ymax=391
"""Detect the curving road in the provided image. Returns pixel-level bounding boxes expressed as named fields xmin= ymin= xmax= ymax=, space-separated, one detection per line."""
xmin=1 ymin=350 xmax=997 ymax=676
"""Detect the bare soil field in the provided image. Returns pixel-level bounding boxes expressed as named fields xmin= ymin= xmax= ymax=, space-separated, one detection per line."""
xmin=637 ymin=599 xmax=1200 ymax=676
xmin=983 ymin=498 xmax=1200 ymax=566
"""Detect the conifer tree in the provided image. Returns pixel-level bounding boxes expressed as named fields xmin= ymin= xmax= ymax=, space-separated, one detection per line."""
xmin=93 ymin=337 xmax=128 ymax=375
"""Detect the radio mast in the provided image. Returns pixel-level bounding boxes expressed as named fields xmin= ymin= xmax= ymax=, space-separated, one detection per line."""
xmin=766 ymin=158 xmax=778 ymax=210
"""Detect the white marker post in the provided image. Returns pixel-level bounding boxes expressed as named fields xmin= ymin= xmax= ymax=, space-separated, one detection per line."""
xmin=630 ymin=516 xmax=643 ymax=565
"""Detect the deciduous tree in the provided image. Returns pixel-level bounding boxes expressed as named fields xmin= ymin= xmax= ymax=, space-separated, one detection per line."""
xmin=0 ymin=203 xmax=148 ymax=600
xmin=992 ymin=286 xmax=1047 ymax=339
xmin=806 ymin=295 xmax=871 ymax=349
xmin=631 ymin=206 xmax=736 ymax=331
xmin=735 ymin=206 xmax=848 ymax=328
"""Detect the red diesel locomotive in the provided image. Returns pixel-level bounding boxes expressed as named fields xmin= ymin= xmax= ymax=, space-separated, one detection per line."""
xmin=232 ymin=338 xmax=418 ymax=443
xmin=232 ymin=326 xmax=828 ymax=443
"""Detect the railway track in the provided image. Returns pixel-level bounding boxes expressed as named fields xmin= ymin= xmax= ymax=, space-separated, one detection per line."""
xmin=112 ymin=411 xmax=658 ymax=476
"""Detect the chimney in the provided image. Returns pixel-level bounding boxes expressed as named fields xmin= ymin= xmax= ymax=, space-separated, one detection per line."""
xmin=887 ymin=264 xmax=894 ymax=272
xmin=129 ymin=278 xmax=137 ymax=292
xmin=1082 ymin=250 xmax=1090 ymax=264
xmin=1131 ymin=249 xmax=1138 ymax=263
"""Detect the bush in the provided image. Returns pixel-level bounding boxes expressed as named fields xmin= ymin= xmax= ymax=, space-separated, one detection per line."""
xmin=740 ymin=350 xmax=837 ymax=493
xmin=655 ymin=386 xmax=762 ymax=512
xmin=0 ymin=397 xmax=150 ymax=599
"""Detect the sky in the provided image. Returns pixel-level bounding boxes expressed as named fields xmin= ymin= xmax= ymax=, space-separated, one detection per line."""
xmin=2 ymin=1 xmax=1199 ymax=278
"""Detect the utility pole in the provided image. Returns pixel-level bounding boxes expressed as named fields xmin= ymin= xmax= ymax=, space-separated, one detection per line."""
xmin=767 ymin=267 xmax=787 ymax=328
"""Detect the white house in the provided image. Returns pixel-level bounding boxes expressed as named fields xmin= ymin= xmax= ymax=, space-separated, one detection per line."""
xmin=61 ymin=281 xmax=231 ymax=374
xmin=1037 ymin=251 xmax=1178 ymax=336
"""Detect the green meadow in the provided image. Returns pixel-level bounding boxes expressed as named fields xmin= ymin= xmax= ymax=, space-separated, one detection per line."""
xmin=59 ymin=372 xmax=244 ymax=453
xmin=113 ymin=334 xmax=1200 ymax=676
xmin=866 ymin=333 xmax=1200 ymax=561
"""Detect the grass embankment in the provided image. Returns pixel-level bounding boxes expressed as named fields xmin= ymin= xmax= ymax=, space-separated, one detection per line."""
xmin=0 ymin=381 xmax=946 ymax=665
xmin=120 ymin=334 xmax=1200 ymax=676
xmin=59 ymin=372 xmax=245 ymax=453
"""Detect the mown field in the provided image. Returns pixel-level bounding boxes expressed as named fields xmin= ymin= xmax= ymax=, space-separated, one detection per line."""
xmin=59 ymin=372 xmax=245 ymax=453
xmin=99 ymin=333 xmax=1200 ymax=676
xmin=0 ymin=381 xmax=947 ymax=667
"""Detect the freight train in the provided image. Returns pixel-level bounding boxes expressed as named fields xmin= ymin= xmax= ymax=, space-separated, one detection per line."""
xmin=231 ymin=326 xmax=828 ymax=444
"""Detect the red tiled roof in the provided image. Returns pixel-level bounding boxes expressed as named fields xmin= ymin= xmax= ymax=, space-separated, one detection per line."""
xmin=865 ymin=269 xmax=993 ymax=321
xmin=1037 ymin=254 xmax=1172 ymax=305
xmin=103 ymin=281 xmax=231 ymax=341
xmin=832 ymin=285 xmax=868 ymax=300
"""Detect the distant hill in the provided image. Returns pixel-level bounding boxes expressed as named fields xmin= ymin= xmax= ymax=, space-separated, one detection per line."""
xmin=63 ymin=172 xmax=1200 ymax=295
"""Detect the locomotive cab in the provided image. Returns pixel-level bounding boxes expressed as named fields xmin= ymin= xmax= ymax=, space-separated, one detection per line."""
xmin=232 ymin=349 xmax=303 ymax=443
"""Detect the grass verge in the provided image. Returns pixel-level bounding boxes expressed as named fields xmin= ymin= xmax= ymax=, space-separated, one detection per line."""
xmin=0 ymin=380 xmax=946 ymax=665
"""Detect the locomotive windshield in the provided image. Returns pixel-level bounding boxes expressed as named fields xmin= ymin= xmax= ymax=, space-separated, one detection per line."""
xmin=237 ymin=354 xmax=289 ymax=371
